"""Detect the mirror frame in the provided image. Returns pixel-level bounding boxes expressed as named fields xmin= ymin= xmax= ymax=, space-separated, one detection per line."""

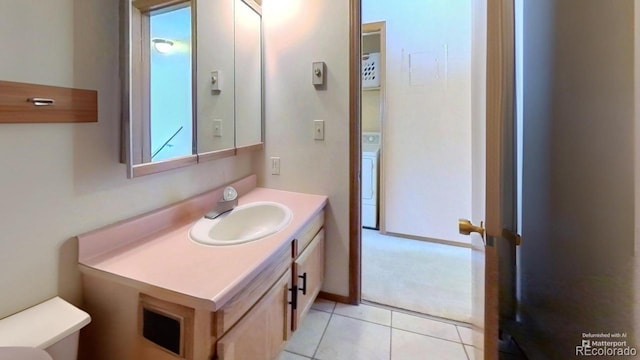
xmin=233 ymin=0 xmax=265 ymax=154
xmin=121 ymin=0 xmax=264 ymax=178
xmin=121 ymin=0 xmax=199 ymax=178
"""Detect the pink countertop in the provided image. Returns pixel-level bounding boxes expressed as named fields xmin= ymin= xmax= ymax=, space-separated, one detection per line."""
xmin=78 ymin=180 xmax=327 ymax=311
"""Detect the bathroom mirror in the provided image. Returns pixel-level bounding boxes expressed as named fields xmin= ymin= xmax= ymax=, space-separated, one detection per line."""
xmin=122 ymin=0 xmax=264 ymax=177
xmin=123 ymin=0 xmax=197 ymax=178
xmin=234 ymin=0 xmax=263 ymax=151
xmin=195 ymin=0 xmax=236 ymax=159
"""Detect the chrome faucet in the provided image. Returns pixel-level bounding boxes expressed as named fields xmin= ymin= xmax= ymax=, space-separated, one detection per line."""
xmin=205 ymin=186 xmax=238 ymax=220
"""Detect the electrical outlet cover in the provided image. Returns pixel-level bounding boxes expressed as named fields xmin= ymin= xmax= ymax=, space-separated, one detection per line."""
xmin=213 ymin=120 xmax=222 ymax=137
xmin=270 ymin=157 xmax=280 ymax=175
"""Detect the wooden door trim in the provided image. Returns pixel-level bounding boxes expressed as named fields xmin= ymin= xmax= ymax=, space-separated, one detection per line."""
xmin=483 ymin=0 xmax=514 ymax=357
xmin=346 ymin=4 xmax=388 ymax=307
xmin=348 ymin=0 xmax=362 ymax=305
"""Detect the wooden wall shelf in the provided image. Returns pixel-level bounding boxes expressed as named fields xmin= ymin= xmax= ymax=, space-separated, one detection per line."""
xmin=0 ymin=80 xmax=98 ymax=123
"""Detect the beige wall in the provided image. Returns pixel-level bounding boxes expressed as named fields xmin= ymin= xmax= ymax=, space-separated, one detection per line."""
xmin=0 ymin=0 xmax=252 ymax=319
xmin=521 ymin=0 xmax=636 ymax=356
xmin=363 ymin=0 xmax=473 ymax=242
xmin=362 ymin=91 xmax=381 ymax=133
xmin=259 ymin=0 xmax=351 ymax=297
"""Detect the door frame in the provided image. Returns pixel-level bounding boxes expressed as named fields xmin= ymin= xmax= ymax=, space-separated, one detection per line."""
xmin=347 ymin=3 xmax=500 ymax=360
xmin=346 ymin=0 xmax=491 ymax=305
xmin=347 ymin=0 xmax=362 ymax=305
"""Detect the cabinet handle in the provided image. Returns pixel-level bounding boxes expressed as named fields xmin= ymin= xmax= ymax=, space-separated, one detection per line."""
xmin=298 ymin=273 xmax=307 ymax=295
xmin=28 ymin=97 xmax=55 ymax=106
xmin=289 ymin=286 xmax=298 ymax=310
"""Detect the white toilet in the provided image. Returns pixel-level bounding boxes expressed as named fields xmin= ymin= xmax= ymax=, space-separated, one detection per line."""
xmin=0 ymin=297 xmax=90 ymax=360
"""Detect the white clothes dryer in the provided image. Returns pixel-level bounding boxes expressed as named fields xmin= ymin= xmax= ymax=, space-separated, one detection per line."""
xmin=362 ymin=132 xmax=380 ymax=228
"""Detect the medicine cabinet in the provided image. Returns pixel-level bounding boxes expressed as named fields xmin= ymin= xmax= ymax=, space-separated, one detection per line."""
xmin=121 ymin=0 xmax=263 ymax=177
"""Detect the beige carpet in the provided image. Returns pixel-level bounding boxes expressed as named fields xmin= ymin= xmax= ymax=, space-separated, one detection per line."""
xmin=362 ymin=229 xmax=472 ymax=323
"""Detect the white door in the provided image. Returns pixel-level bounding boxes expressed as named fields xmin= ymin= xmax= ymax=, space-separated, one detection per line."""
xmin=465 ymin=0 xmax=515 ymax=359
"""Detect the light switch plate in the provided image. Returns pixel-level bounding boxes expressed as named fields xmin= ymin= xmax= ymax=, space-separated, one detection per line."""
xmin=211 ymin=70 xmax=222 ymax=92
xmin=312 ymin=62 xmax=325 ymax=86
xmin=313 ymin=120 xmax=325 ymax=140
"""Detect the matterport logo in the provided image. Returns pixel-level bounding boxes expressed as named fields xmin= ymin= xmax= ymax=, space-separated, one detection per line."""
xmin=575 ymin=333 xmax=637 ymax=357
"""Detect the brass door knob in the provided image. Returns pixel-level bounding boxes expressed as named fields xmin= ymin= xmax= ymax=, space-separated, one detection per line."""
xmin=458 ymin=218 xmax=485 ymax=236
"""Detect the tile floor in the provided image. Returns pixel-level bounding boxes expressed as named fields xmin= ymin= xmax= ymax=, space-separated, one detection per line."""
xmin=279 ymin=299 xmax=476 ymax=360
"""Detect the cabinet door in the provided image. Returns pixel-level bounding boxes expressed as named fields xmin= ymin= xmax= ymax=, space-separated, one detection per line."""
xmin=217 ymin=269 xmax=292 ymax=360
xmin=292 ymin=229 xmax=325 ymax=331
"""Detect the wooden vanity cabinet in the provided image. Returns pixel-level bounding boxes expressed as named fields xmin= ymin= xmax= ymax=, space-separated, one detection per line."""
xmin=292 ymin=229 xmax=325 ymax=331
xmin=216 ymin=269 xmax=292 ymax=360
xmin=81 ymin=211 xmax=325 ymax=360
xmin=213 ymin=243 xmax=292 ymax=337
xmin=215 ymin=211 xmax=325 ymax=358
xmin=287 ymin=211 xmax=325 ymax=331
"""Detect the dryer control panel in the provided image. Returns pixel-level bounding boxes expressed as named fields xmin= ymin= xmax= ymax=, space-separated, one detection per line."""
xmin=362 ymin=132 xmax=380 ymax=146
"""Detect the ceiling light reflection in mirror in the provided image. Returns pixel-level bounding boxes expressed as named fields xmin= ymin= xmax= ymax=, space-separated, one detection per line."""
xmin=152 ymin=38 xmax=174 ymax=53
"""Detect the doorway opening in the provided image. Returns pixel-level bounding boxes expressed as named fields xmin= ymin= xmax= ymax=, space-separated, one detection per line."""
xmin=358 ymin=1 xmax=475 ymax=324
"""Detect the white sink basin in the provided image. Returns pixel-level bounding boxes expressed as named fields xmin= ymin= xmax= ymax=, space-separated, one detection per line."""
xmin=189 ymin=201 xmax=293 ymax=246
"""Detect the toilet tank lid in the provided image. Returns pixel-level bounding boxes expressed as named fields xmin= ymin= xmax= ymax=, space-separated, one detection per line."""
xmin=0 ymin=347 xmax=53 ymax=360
xmin=0 ymin=297 xmax=91 ymax=349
